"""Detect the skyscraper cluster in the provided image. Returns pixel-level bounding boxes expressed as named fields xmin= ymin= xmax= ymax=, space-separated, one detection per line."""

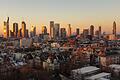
xmin=49 ymin=21 xmax=73 ymax=40
xmin=3 ymin=18 xmax=36 ymax=38
xmin=3 ymin=17 xmax=118 ymax=40
xmin=50 ymin=21 xmax=61 ymax=40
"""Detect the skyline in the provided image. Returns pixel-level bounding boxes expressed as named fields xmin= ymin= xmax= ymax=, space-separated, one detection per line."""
xmin=0 ymin=0 xmax=120 ymax=34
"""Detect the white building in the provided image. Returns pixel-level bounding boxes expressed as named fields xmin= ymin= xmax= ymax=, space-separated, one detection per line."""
xmin=85 ymin=72 xmax=111 ymax=80
xmin=71 ymin=66 xmax=100 ymax=80
xmin=109 ymin=64 xmax=120 ymax=76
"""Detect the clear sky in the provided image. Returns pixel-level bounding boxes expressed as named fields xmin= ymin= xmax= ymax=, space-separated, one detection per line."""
xmin=0 ymin=0 xmax=120 ymax=34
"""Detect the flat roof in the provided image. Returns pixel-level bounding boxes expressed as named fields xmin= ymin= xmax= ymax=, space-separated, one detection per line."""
xmin=98 ymin=78 xmax=110 ymax=80
xmin=87 ymin=72 xmax=110 ymax=80
xmin=80 ymin=66 xmax=100 ymax=74
xmin=72 ymin=66 xmax=100 ymax=74
xmin=109 ymin=64 xmax=120 ymax=69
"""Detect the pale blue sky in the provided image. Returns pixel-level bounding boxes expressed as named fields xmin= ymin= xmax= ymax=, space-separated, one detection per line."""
xmin=0 ymin=0 xmax=120 ymax=34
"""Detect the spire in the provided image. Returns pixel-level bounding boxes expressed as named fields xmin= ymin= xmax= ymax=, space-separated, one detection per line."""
xmin=7 ymin=17 xmax=9 ymax=23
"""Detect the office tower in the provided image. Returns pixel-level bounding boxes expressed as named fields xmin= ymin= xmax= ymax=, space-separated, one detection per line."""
xmin=76 ymin=28 xmax=80 ymax=35
xmin=30 ymin=26 xmax=36 ymax=37
xmin=42 ymin=26 xmax=47 ymax=34
xmin=33 ymin=26 xmax=36 ymax=36
xmin=90 ymin=25 xmax=94 ymax=36
xmin=99 ymin=26 xmax=101 ymax=35
xmin=98 ymin=26 xmax=102 ymax=38
xmin=6 ymin=17 xmax=9 ymax=38
xmin=60 ymin=28 xmax=66 ymax=39
xmin=95 ymin=30 xmax=99 ymax=38
xmin=113 ymin=21 xmax=116 ymax=36
xmin=3 ymin=17 xmax=9 ymax=38
xmin=13 ymin=23 xmax=18 ymax=37
xmin=50 ymin=21 xmax=54 ymax=38
xmin=22 ymin=21 xmax=26 ymax=38
xmin=90 ymin=25 xmax=94 ymax=37
xmin=54 ymin=23 xmax=60 ymax=39
xmin=68 ymin=24 xmax=72 ymax=37
xmin=83 ymin=29 xmax=89 ymax=38
xmin=18 ymin=28 xmax=22 ymax=38
xmin=26 ymin=29 xmax=29 ymax=38
xmin=10 ymin=30 xmax=14 ymax=38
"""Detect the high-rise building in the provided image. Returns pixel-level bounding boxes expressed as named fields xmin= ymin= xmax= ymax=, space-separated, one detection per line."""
xmin=76 ymin=28 xmax=80 ymax=35
xmin=33 ymin=26 xmax=36 ymax=36
xmin=13 ymin=23 xmax=18 ymax=37
xmin=95 ymin=30 xmax=99 ymax=38
xmin=21 ymin=21 xmax=26 ymax=38
xmin=26 ymin=29 xmax=29 ymax=38
xmin=50 ymin=21 xmax=54 ymax=38
xmin=54 ymin=23 xmax=60 ymax=39
xmin=18 ymin=28 xmax=22 ymax=38
xmin=113 ymin=21 xmax=116 ymax=36
xmin=42 ymin=26 xmax=47 ymax=34
xmin=10 ymin=30 xmax=14 ymax=38
xmin=98 ymin=26 xmax=102 ymax=38
xmin=60 ymin=28 xmax=66 ymax=39
xmin=30 ymin=26 xmax=36 ymax=37
xmin=99 ymin=26 xmax=101 ymax=35
xmin=90 ymin=25 xmax=94 ymax=36
xmin=3 ymin=17 xmax=9 ymax=38
xmin=83 ymin=29 xmax=89 ymax=38
xmin=68 ymin=24 xmax=72 ymax=37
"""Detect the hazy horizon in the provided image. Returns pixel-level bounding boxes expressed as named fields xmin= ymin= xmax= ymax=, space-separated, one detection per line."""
xmin=0 ymin=0 xmax=120 ymax=34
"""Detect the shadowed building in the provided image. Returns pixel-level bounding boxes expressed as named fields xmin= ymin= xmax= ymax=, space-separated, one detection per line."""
xmin=83 ymin=29 xmax=89 ymax=39
xmin=30 ymin=26 xmax=36 ymax=37
xmin=54 ymin=23 xmax=60 ymax=40
xmin=113 ymin=21 xmax=116 ymax=36
xmin=13 ymin=23 xmax=18 ymax=38
xmin=76 ymin=28 xmax=80 ymax=35
xmin=18 ymin=28 xmax=22 ymax=38
xmin=90 ymin=25 xmax=94 ymax=37
xmin=60 ymin=28 xmax=66 ymax=39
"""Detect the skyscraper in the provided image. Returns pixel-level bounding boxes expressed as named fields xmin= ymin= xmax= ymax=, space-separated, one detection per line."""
xmin=113 ymin=21 xmax=116 ymax=36
xmin=13 ymin=23 xmax=18 ymax=38
xmin=26 ymin=29 xmax=29 ymax=38
xmin=54 ymin=23 xmax=60 ymax=39
xmin=10 ymin=30 xmax=14 ymax=38
xmin=83 ymin=29 xmax=89 ymax=39
xmin=30 ymin=26 xmax=36 ymax=37
xmin=95 ymin=30 xmax=99 ymax=38
xmin=68 ymin=24 xmax=72 ymax=37
xmin=60 ymin=28 xmax=66 ymax=39
xmin=50 ymin=21 xmax=54 ymax=38
xmin=42 ymin=26 xmax=47 ymax=34
xmin=99 ymin=26 xmax=101 ymax=35
xmin=76 ymin=28 xmax=80 ymax=35
xmin=99 ymin=26 xmax=102 ymax=38
xmin=3 ymin=17 xmax=9 ymax=38
xmin=22 ymin=21 xmax=26 ymax=38
xmin=18 ymin=28 xmax=22 ymax=38
xmin=90 ymin=25 xmax=94 ymax=36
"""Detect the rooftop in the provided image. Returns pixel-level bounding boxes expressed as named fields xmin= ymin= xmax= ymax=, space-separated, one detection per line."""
xmin=86 ymin=72 xmax=110 ymax=80
xmin=72 ymin=66 xmax=100 ymax=74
